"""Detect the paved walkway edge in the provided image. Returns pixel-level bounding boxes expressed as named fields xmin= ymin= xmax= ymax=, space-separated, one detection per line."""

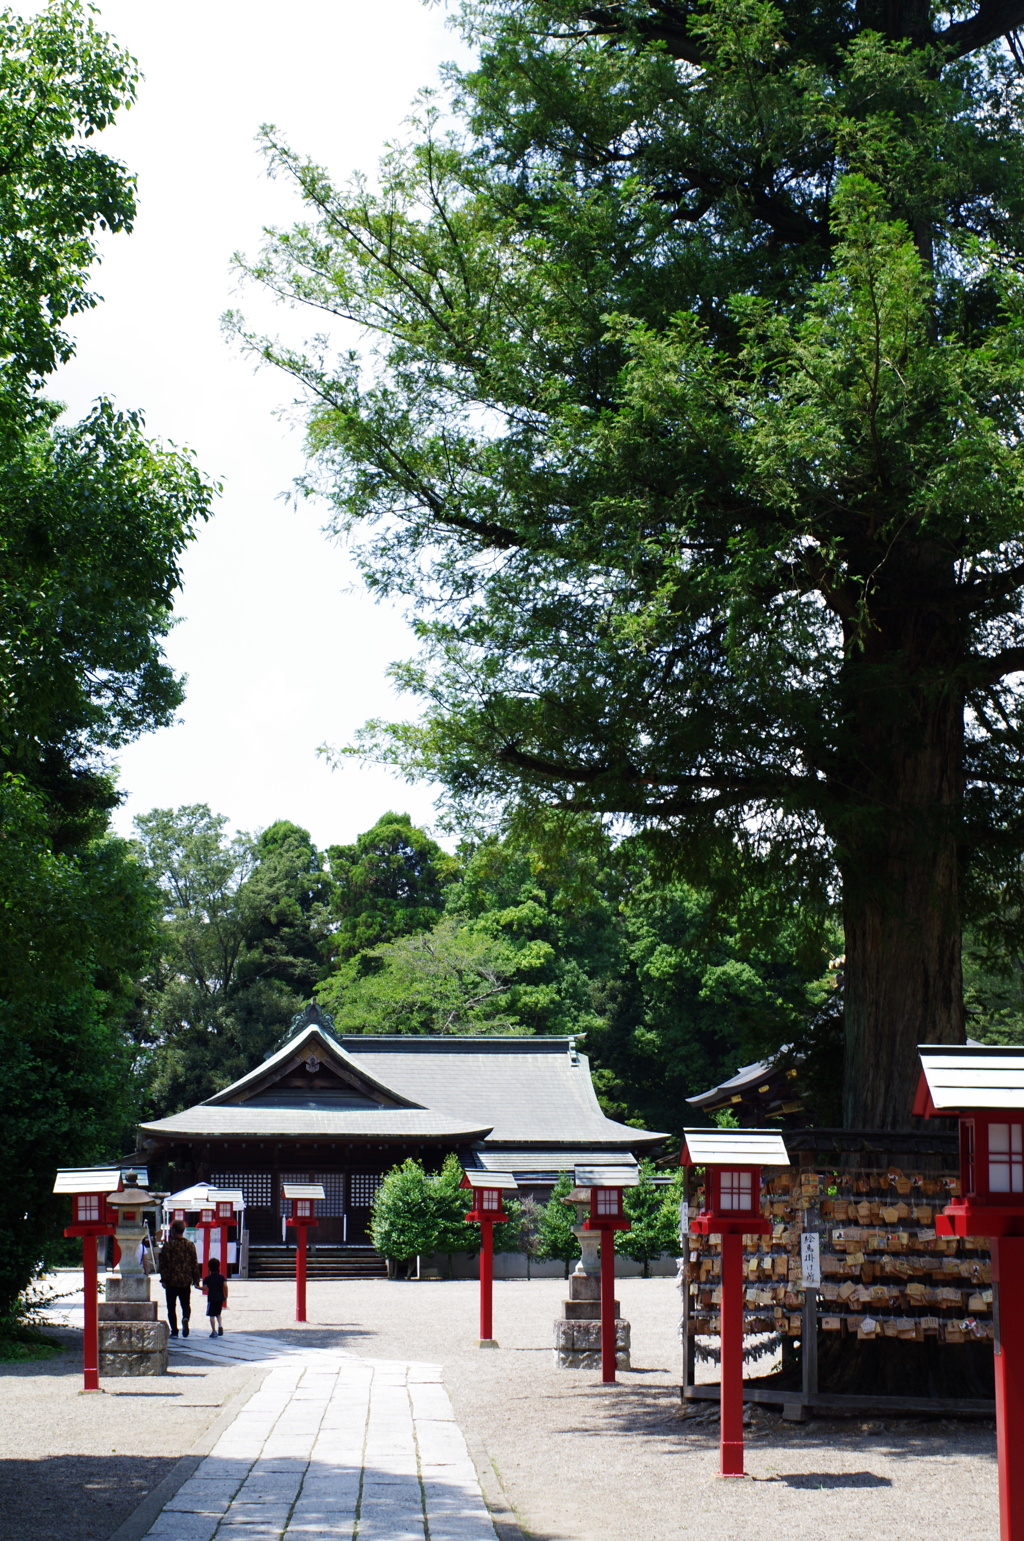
xmin=105 ymin=1365 xmax=271 ymax=1541
xmin=464 ymin=1429 xmax=529 ymax=1541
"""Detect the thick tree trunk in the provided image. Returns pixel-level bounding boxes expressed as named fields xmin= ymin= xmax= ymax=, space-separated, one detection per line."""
xmin=836 ymin=610 xmax=967 ymax=1128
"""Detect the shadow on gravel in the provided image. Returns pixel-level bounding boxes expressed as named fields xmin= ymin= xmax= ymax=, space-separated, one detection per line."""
xmin=539 ymin=1378 xmax=999 ymax=1470
xmin=228 ymin=1324 xmax=376 ymax=1345
xmin=0 ymin=1453 xmax=176 ymax=1541
xmin=771 ymin=1470 xmax=892 ymax=1488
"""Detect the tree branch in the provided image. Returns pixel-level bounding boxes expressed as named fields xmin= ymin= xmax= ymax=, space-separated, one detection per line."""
xmin=935 ymin=0 xmax=1024 ymax=56
xmin=972 ymin=646 xmax=1024 ymax=684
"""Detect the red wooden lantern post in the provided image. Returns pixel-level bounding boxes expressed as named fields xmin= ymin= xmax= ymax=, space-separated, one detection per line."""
xmin=916 ymin=1045 xmax=1024 ymax=1541
xmin=214 ymin=1198 xmax=235 ymax=1275
xmin=283 ymin=1182 xmax=324 ymax=1323
xmin=577 ymin=1165 xmax=637 ymax=1384
xmin=461 ymin=1171 xmax=518 ymax=1346
xmin=53 ymin=1168 xmax=120 ymax=1392
xmin=195 ymin=1205 xmax=217 ymax=1274
xmin=681 ymin=1130 xmax=789 ymax=1477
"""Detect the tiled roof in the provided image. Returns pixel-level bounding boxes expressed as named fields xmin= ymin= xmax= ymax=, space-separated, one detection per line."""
xmin=140 ymin=1106 xmax=491 ymax=1141
xmin=469 ymin=1147 xmax=639 ymax=1176
xmin=139 ymin=1026 xmax=666 ymax=1153
xmin=339 ymin=1036 xmax=666 ymax=1148
xmin=203 ymin=1024 xmax=415 ymax=1108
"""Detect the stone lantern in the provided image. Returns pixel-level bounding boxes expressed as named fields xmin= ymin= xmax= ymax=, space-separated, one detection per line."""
xmin=100 ymin=1170 xmax=168 ymax=1376
xmin=554 ymin=1163 xmax=638 ymax=1376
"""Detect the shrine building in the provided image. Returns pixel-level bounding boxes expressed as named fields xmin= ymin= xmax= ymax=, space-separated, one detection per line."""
xmin=138 ymin=1006 xmax=665 ymax=1251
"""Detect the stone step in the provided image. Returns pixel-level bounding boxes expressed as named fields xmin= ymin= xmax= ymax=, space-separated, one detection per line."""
xmin=247 ymin=1247 xmax=387 ymax=1281
xmin=98 ymin=1301 xmax=157 ymax=1321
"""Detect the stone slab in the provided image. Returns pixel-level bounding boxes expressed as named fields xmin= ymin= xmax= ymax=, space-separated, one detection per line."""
xmin=98 ymin=1300 xmax=157 ymax=1321
xmin=99 ymin=1320 xmax=169 ymax=1352
xmin=99 ymin=1347 xmax=169 ymax=1376
xmin=561 ymin=1298 xmax=619 ymax=1320
xmin=555 ymin=1348 xmax=631 ymax=1369
xmin=568 ymin=1273 xmax=600 ymax=1301
xmin=104 ymin=1274 xmax=152 ymax=1302
xmin=553 ymin=1317 xmax=629 ymax=1351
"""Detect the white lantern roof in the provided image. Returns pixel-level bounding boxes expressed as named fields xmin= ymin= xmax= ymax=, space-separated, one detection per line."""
xmin=53 ymin=1167 xmax=122 ymax=1195
xmin=681 ymin=1129 xmax=790 ymax=1167
xmin=917 ymin=1044 xmax=1024 ymax=1112
xmin=462 ymin=1171 xmax=518 ymax=1190
xmin=575 ymin=1164 xmax=640 ymax=1188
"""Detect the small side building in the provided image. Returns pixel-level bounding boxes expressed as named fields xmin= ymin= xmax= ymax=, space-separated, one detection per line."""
xmin=138 ymin=1006 xmax=665 ymax=1253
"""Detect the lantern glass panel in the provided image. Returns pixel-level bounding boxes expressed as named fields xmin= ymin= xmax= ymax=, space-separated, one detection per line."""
xmin=595 ymin=1189 xmax=620 ymax=1216
xmin=76 ymin=1195 xmax=99 ymax=1223
xmin=297 ymin=1199 xmax=311 ymax=1217
xmin=988 ymin=1123 xmax=1024 ymax=1193
xmin=217 ymin=1202 xmax=233 ymax=1218
xmin=720 ymin=1170 xmax=753 ymax=1211
xmin=482 ymin=1189 xmax=500 ymax=1210
xmin=200 ymin=1208 xmax=214 ymax=1223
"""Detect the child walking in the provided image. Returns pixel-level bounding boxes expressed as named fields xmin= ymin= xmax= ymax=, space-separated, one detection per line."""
xmin=202 ymin=1257 xmax=228 ymax=1337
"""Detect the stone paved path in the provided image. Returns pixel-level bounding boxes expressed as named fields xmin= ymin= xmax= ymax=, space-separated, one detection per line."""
xmin=146 ymin=1339 xmax=499 ymax=1541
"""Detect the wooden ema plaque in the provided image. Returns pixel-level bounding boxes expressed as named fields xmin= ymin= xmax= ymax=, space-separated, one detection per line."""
xmin=683 ymin=1165 xmax=990 ymax=1356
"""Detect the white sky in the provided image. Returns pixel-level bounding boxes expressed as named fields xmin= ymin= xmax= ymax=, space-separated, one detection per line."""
xmin=47 ymin=0 xmax=471 ymax=852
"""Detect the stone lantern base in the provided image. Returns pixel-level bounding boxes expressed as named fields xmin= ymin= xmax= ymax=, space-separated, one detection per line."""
xmin=553 ymin=1230 xmax=631 ymax=1369
xmin=554 ymin=1316 xmax=631 ymax=1369
xmin=98 ymin=1275 xmax=168 ymax=1376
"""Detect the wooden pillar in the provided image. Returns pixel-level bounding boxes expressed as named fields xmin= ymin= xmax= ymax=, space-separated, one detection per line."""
xmin=81 ymin=1235 xmax=100 ymax=1393
xmin=295 ymin=1224 xmax=308 ymax=1323
xmin=600 ymin=1227 xmax=616 ymax=1384
xmin=992 ymin=1236 xmax=1024 ymax=1541
xmin=681 ymin=1165 xmax=694 ymax=1396
xmin=479 ymin=1219 xmax=494 ymax=1344
xmin=719 ymin=1230 xmax=745 ymax=1477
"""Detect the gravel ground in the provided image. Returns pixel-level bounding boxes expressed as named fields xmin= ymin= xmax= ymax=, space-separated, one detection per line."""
xmin=1 ymin=1273 xmax=999 ymax=1541
xmin=205 ymin=1273 xmax=1000 ymax=1541
xmin=0 ymin=1324 xmax=257 ymax=1541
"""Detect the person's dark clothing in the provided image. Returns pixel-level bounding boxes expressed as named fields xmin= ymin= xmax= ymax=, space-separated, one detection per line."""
xmin=158 ymin=1234 xmax=200 ymax=1290
xmin=204 ymin=1271 xmax=226 ymax=1316
xmin=164 ymin=1284 xmax=191 ymax=1333
xmin=159 ymin=1234 xmax=200 ymax=1335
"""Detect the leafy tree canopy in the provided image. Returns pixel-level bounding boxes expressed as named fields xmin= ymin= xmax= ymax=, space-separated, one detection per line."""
xmin=235 ymin=0 xmax=1024 ymax=1127
xmin=132 ymin=807 xmax=333 ymax=1115
xmin=536 ymin=1169 xmax=581 ymax=1275
xmin=327 ymin=810 xmax=460 ymax=963
xmin=616 ymin=1159 xmax=682 ymax=1274
xmin=0 ymin=1 xmax=215 ymax=1316
xmin=0 ymin=0 xmax=137 ymax=439
xmin=318 ymin=912 xmax=550 ymax=1035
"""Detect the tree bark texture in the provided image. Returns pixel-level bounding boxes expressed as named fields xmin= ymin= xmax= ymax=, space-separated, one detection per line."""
xmin=835 ymin=580 xmax=968 ymax=1128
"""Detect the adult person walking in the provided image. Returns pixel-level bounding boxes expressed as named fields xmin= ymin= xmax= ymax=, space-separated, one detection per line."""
xmin=158 ymin=1218 xmax=201 ymax=1338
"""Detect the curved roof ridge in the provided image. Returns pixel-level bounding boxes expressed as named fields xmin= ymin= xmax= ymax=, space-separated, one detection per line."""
xmin=201 ymin=1023 xmax=421 ymax=1109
